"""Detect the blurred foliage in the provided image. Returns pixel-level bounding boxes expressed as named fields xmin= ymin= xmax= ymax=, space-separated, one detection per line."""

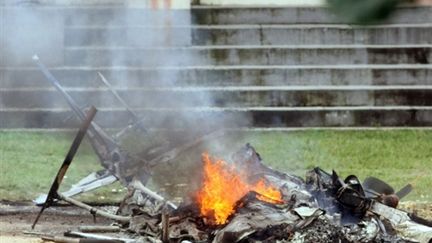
xmin=327 ymin=0 xmax=405 ymax=24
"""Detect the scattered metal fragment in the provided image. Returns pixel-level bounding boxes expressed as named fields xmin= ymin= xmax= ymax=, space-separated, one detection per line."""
xmin=65 ymin=231 xmax=135 ymax=243
xmin=370 ymin=201 xmax=432 ymax=242
xmin=25 ymin=231 xmax=123 ymax=243
xmin=35 ymin=172 xmax=118 ymax=205
xmin=130 ymin=180 xmax=177 ymax=210
xmin=78 ymin=226 xmax=121 ymax=233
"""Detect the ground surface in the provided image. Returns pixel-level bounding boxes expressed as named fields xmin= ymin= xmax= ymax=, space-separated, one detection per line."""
xmin=0 ymin=202 xmax=114 ymax=243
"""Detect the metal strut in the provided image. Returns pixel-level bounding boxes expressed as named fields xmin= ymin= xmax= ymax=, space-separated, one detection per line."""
xmin=32 ymin=106 xmax=97 ymax=229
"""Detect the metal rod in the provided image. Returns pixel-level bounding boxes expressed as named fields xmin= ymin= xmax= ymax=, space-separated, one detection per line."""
xmin=78 ymin=225 xmax=121 ymax=233
xmin=65 ymin=231 xmax=132 ymax=243
xmin=57 ymin=193 xmax=131 ymax=223
xmin=97 ymin=72 xmax=147 ymax=135
xmin=161 ymin=206 xmax=170 ymax=243
xmin=32 ymin=107 xmax=98 ymax=229
xmin=97 ymin=72 xmax=140 ymax=122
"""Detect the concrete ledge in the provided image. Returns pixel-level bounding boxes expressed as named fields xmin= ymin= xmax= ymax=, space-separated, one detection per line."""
xmin=63 ymin=46 xmax=432 ymax=66
xmin=61 ymin=24 xmax=432 ymax=46
xmin=62 ymin=7 xmax=191 ymax=27
xmin=2 ymin=66 xmax=431 ymax=88
xmin=2 ymin=88 xmax=432 ymax=109
xmin=191 ymin=6 xmax=432 ymax=25
xmin=2 ymin=107 xmax=431 ymax=128
xmin=65 ymin=26 xmax=191 ymax=47
xmin=191 ymin=26 xmax=432 ymax=45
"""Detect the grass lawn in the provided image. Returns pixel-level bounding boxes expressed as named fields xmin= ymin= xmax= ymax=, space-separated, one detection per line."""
xmin=0 ymin=130 xmax=431 ymax=203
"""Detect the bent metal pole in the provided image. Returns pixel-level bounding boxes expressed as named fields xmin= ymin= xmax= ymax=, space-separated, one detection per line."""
xmin=31 ymin=106 xmax=98 ymax=229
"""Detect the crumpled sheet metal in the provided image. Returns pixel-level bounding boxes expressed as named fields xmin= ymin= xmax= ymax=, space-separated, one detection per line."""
xmin=169 ymin=217 xmax=208 ymax=242
xmin=370 ymin=201 xmax=432 ymax=243
xmin=290 ymin=216 xmax=412 ymax=243
xmin=394 ymin=221 xmax=432 ymax=243
xmin=344 ymin=219 xmax=381 ymax=242
xmin=264 ymin=175 xmax=315 ymax=208
xmin=212 ymin=201 xmax=318 ymax=243
xmin=129 ymin=213 xmax=160 ymax=237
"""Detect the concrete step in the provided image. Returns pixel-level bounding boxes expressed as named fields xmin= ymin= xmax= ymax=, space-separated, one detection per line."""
xmin=191 ymin=6 xmax=432 ymax=25
xmin=63 ymin=45 xmax=432 ymax=66
xmin=2 ymin=106 xmax=431 ymax=128
xmin=2 ymin=86 xmax=432 ymax=109
xmin=1 ymin=7 xmax=192 ymax=27
xmin=64 ymin=26 xmax=192 ymax=47
xmin=191 ymin=24 xmax=432 ymax=46
xmin=64 ymin=25 xmax=192 ymax=47
xmin=65 ymin=24 xmax=432 ymax=46
xmin=63 ymin=7 xmax=192 ymax=27
xmin=56 ymin=6 xmax=432 ymax=26
xmin=2 ymin=65 xmax=431 ymax=88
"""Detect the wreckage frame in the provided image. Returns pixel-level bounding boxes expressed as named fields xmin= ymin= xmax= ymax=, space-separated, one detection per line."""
xmin=29 ymin=56 xmax=432 ymax=243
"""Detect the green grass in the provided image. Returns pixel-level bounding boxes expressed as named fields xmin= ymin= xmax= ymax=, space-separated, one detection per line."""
xmin=0 ymin=132 xmax=124 ymax=203
xmin=0 ymin=130 xmax=431 ymax=203
xmin=243 ymin=130 xmax=432 ymax=202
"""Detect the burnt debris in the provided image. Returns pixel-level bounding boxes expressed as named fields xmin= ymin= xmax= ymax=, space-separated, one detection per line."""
xmin=32 ymin=141 xmax=432 ymax=242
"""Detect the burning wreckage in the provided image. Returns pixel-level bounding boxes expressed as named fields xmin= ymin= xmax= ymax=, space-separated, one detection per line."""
xmin=30 ymin=56 xmax=432 ymax=243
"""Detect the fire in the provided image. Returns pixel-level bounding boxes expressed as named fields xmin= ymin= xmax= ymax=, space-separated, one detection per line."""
xmin=196 ymin=152 xmax=283 ymax=225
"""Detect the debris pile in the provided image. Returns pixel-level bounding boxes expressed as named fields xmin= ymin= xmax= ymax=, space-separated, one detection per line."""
xmin=32 ymin=142 xmax=432 ymax=243
xmin=29 ymin=56 xmax=432 ymax=243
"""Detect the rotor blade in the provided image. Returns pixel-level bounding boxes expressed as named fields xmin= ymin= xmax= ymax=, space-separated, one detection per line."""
xmin=395 ymin=184 xmax=413 ymax=199
xmin=363 ymin=176 xmax=395 ymax=195
xmin=32 ymin=107 xmax=97 ymax=229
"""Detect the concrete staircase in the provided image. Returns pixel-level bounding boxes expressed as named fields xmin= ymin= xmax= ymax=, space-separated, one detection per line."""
xmin=1 ymin=5 xmax=431 ymax=129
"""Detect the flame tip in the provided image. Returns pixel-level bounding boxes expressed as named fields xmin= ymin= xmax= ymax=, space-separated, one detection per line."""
xmin=196 ymin=152 xmax=283 ymax=225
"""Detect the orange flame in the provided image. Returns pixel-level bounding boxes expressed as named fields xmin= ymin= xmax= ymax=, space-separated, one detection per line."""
xmin=196 ymin=152 xmax=283 ymax=225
